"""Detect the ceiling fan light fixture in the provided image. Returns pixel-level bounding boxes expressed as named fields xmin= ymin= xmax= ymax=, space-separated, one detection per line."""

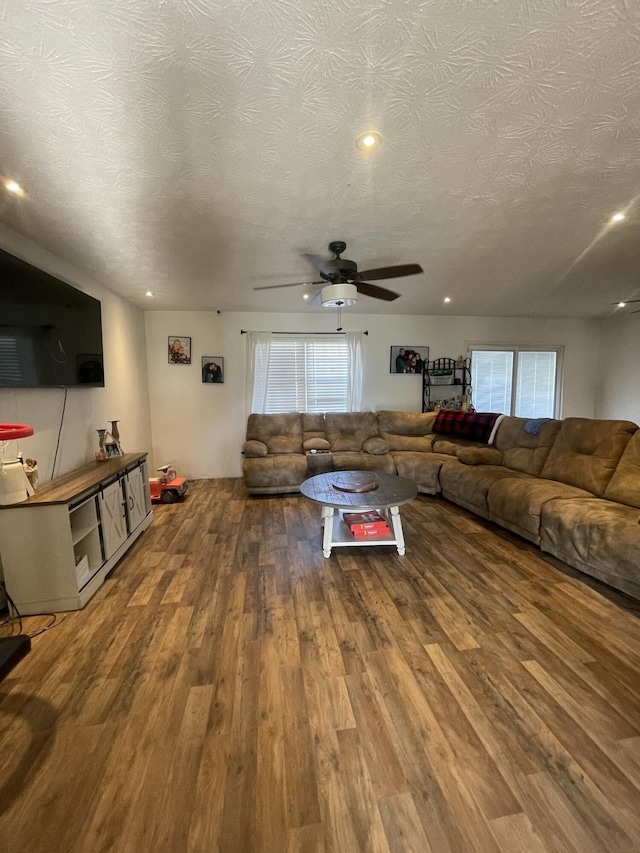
xmin=321 ymin=283 xmax=358 ymax=307
xmin=356 ymin=131 xmax=382 ymax=151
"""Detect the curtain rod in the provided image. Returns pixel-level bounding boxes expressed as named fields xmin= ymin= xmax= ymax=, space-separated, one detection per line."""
xmin=240 ymin=329 xmax=368 ymax=335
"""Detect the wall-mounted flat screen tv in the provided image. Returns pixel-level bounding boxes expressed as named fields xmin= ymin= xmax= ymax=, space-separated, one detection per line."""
xmin=0 ymin=248 xmax=104 ymax=387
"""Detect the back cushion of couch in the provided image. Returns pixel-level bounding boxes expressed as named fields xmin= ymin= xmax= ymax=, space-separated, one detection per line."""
xmin=494 ymin=417 xmax=561 ymax=476
xmin=302 ymin=412 xmax=327 ymax=442
xmin=540 ymin=417 xmax=637 ymax=495
xmin=604 ymin=428 xmax=640 ymax=508
xmin=377 ymin=410 xmax=437 ymax=452
xmin=246 ymin=412 xmax=303 ymax=454
xmin=325 ymin=412 xmax=379 ymax=451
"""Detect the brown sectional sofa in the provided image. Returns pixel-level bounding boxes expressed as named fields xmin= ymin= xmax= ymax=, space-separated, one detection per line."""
xmin=242 ymin=410 xmax=640 ymax=600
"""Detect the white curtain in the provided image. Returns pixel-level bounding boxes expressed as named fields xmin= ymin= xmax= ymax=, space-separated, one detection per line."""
xmin=245 ymin=331 xmax=271 ymax=415
xmin=345 ymin=331 xmax=364 ymax=412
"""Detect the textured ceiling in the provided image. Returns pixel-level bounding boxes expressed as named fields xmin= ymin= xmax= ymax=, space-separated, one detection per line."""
xmin=1 ymin=0 xmax=640 ymax=318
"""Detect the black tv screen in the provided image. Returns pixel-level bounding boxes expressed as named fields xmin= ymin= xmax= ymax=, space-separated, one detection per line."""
xmin=0 ymin=248 xmax=104 ymax=387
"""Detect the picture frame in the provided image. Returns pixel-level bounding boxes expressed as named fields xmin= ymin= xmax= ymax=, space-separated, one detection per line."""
xmin=168 ymin=336 xmax=191 ymax=364
xmin=202 ymin=356 xmax=224 ymax=384
xmin=390 ymin=345 xmax=428 ymax=374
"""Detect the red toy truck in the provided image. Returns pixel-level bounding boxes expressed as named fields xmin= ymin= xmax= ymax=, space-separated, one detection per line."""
xmin=149 ymin=465 xmax=188 ymax=503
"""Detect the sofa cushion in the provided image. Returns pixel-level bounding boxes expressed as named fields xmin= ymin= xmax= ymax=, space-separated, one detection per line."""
xmin=324 ymin=412 xmax=379 ymax=452
xmin=433 ymin=438 xmax=483 ymax=456
xmin=363 ymin=436 xmax=389 ymax=455
xmin=456 ymin=446 xmax=503 ymax=466
xmin=494 ymin=416 xmax=561 ymax=475
xmin=243 ymin=440 xmax=268 ymax=457
xmin=242 ymin=454 xmax=309 ymax=491
xmin=330 ymin=451 xmax=396 ymax=475
xmin=302 ymin=412 xmax=327 ymax=444
xmin=392 ymin=451 xmax=460 ymax=495
xmin=246 ymin=412 xmax=303 ymax=454
xmin=303 ymin=437 xmax=330 ymax=451
xmin=540 ymin=497 xmax=640 ymax=601
xmin=377 ymin=410 xmax=437 ymax=453
xmin=540 ymin=418 xmax=636 ymax=495
xmin=604 ymin=429 xmax=640 ymax=508
xmin=488 ymin=477 xmax=594 ymax=542
xmin=440 ymin=463 xmax=531 ymax=519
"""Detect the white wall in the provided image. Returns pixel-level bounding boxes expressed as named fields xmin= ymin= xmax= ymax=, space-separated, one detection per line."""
xmin=145 ymin=310 xmax=600 ymax=479
xmin=595 ymin=313 xmax=640 ymax=424
xmin=0 ymin=225 xmax=153 ymax=481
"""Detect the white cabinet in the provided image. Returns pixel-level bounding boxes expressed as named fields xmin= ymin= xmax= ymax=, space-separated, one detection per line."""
xmin=125 ymin=465 xmax=147 ymax=533
xmin=0 ymin=453 xmax=153 ymax=615
xmin=99 ymin=479 xmax=128 ymax=560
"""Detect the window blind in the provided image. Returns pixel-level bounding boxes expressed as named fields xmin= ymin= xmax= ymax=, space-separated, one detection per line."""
xmin=515 ymin=350 xmax=557 ymax=418
xmin=471 ymin=350 xmax=513 ymax=413
xmin=470 ymin=346 xmax=560 ymax=417
xmin=260 ymin=335 xmax=350 ymax=414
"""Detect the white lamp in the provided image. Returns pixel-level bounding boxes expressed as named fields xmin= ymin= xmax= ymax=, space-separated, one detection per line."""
xmin=321 ymin=283 xmax=358 ymax=307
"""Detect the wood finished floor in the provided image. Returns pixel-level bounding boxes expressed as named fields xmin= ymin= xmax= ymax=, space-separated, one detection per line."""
xmin=1 ymin=478 xmax=640 ymax=853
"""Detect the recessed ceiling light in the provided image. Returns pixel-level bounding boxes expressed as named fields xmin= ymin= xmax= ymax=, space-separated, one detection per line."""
xmin=444 ymin=297 xmax=451 ymax=303
xmin=303 ymin=293 xmax=309 ymax=300
xmin=356 ymin=131 xmax=382 ymax=151
xmin=5 ymin=180 xmax=24 ymax=196
xmin=611 ymin=212 xmax=626 ymax=223
xmin=618 ymin=302 xmax=626 ymax=308
xmin=145 ymin=291 xmax=154 ymax=297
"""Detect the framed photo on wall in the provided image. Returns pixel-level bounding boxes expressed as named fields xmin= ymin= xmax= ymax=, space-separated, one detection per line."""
xmin=390 ymin=345 xmax=428 ymax=374
xmin=168 ymin=336 xmax=191 ymax=364
xmin=202 ymin=356 xmax=224 ymax=383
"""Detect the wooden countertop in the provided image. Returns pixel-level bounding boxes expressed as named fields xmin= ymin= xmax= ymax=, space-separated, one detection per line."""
xmin=0 ymin=452 xmax=148 ymax=507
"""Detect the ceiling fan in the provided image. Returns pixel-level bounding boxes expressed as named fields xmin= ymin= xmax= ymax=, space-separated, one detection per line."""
xmin=612 ymin=300 xmax=640 ymax=314
xmin=253 ymin=241 xmax=423 ymax=305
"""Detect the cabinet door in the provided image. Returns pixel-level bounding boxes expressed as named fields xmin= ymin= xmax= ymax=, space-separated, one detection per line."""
xmin=125 ymin=466 xmax=147 ymax=532
xmin=99 ymin=480 xmax=128 ymax=559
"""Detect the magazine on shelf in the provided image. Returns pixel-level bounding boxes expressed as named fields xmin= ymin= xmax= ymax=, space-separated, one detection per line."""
xmin=343 ymin=510 xmax=384 ymax=528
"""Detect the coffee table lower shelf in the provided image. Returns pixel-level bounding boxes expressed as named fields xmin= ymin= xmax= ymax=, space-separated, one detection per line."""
xmin=321 ymin=506 xmax=405 ymax=558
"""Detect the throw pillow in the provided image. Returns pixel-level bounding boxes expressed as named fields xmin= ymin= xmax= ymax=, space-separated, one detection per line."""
xmin=362 ymin=436 xmax=389 ymax=455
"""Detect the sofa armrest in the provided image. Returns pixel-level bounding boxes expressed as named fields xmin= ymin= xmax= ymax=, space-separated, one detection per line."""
xmin=243 ymin=440 xmax=269 ymax=457
xmin=456 ymin=446 xmax=504 ymax=466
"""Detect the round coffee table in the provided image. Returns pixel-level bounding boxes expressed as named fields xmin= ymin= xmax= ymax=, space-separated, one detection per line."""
xmin=300 ymin=471 xmax=418 ymax=558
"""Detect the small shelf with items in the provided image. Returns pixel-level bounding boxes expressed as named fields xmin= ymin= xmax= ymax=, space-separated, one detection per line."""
xmin=70 ymin=497 xmax=100 ymax=545
xmin=422 ymin=356 xmax=472 ymax=413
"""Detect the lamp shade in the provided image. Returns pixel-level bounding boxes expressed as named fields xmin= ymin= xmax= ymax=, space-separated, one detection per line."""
xmin=0 ymin=459 xmax=34 ymax=505
xmin=321 ymin=283 xmax=358 ymax=307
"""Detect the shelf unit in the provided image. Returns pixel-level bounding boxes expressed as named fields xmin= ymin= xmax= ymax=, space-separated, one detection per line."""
xmin=0 ymin=452 xmax=153 ymax=615
xmin=422 ymin=356 xmax=472 ymax=413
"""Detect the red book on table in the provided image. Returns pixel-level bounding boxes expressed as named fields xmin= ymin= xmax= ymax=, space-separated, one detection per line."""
xmin=351 ymin=522 xmax=391 ymax=537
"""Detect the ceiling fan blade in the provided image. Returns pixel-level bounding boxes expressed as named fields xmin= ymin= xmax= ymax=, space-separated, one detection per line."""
xmin=253 ymin=280 xmax=323 ymax=291
xmin=356 ymin=281 xmax=400 ymax=301
xmin=301 ymin=253 xmax=335 ymax=276
xmin=611 ymin=299 xmax=640 ymax=304
xmin=357 ymin=263 xmax=423 ymax=281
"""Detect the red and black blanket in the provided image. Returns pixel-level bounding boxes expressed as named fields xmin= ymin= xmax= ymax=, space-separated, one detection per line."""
xmin=433 ymin=410 xmax=504 ymax=444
